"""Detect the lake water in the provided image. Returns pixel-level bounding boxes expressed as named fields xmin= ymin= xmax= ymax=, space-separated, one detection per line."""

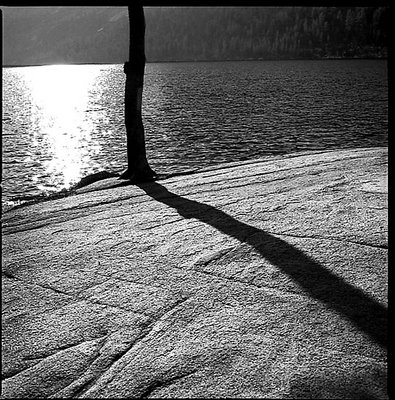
xmin=2 ymin=60 xmax=388 ymax=211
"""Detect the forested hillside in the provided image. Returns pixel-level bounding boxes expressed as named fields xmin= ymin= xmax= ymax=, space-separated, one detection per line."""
xmin=2 ymin=6 xmax=388 ymax=66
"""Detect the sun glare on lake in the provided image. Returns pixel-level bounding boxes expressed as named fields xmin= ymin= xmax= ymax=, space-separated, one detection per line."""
xmin=20 ymin=64 xmax=104 ymax=190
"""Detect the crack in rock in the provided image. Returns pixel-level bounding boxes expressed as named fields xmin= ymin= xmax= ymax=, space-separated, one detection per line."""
xmin=192 ymin=246 xmax=237 ymax=269
xmin=140 ymin=369 xmax=198 ymax=398
xmin=264 ymin=230 xmax=388 ymax=250
xmin=80 ymin=296 xmax=192 ymax=397
xmin=2 ymin=272 xmax=73 ymax=297
xmin=3 ymin=335 xmax=108 ymax=384
xmin=50 ymin=335 xmax=109 ymax=399
xmin=46 ymin=297 xmax=191 ymax=398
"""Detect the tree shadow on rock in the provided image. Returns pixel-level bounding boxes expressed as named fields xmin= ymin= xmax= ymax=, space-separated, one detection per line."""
xmin=137 ymin=181 xmax=387 ymax=349
xmin=286 ymin=368 xmax=387 ymax=399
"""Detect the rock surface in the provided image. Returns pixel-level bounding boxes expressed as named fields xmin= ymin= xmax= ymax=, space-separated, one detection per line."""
xmin=2 ymin=148 xmax=388 ymax=399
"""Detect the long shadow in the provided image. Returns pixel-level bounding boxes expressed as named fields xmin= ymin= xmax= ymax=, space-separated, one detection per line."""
xmin=137 ymin=181 xmax=387 ymax=349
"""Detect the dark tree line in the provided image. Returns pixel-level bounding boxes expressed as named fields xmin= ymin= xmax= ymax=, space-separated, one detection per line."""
xmin=144 ymin=7 xmax=388 ymax=61
xmin=3 ymin=6 xmax=388 ymax=66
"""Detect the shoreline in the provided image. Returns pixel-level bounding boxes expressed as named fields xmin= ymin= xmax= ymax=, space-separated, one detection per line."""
xmin=2 ymin=146 xmax=386 ymax=213
xmin=1 ymin=148 xmax=360 ymax=213
xmin=3 ymin=56 xmax=388 ymax=69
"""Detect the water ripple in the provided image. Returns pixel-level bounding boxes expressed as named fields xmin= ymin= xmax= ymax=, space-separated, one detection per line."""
xmin=2 ymin=60 xmax=388 ymax=209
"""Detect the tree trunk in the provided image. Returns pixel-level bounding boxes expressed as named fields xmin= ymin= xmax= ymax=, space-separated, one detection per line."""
xmin=120 ymin=5 xmax=156 ymax=181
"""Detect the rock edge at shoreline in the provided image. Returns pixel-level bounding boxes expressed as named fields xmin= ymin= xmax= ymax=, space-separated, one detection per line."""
xmin=3 ymin=147 xmax=375 ymax=213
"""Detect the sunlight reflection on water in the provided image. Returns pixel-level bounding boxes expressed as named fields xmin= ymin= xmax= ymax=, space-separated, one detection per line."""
xmin=20 ymin=65 xmax=103 ymax=189
xmin=2 ymin=60 xmax=388 ymax=211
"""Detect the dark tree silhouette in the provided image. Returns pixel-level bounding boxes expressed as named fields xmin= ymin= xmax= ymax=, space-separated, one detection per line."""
xmin=120 ymin=5 xmax=156 ymax=181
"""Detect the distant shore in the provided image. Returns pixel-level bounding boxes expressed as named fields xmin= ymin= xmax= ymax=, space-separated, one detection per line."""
xmin=3 ymin=55 xmax=388 ymax=69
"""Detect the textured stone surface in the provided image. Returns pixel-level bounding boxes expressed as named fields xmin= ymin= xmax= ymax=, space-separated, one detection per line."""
xmin=2 ymin=148 xmax=388 ymax=398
